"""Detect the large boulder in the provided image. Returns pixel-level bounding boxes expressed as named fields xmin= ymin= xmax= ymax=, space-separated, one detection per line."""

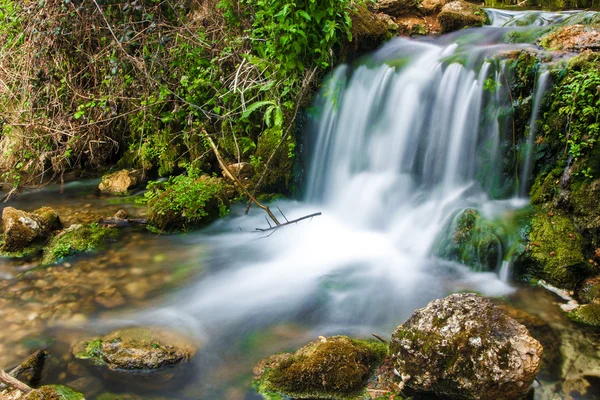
xmin=389 ymin=293 xmax=543 ymax=400
xmin=73 ymin=327 xmax=197 ymax=371
xmin=539 ymin=25 xmax=600 ymax=52
xmin=1 ymin=207 xmax=62 ymax=252
xmin=254 ymin=336 xmax=387 ymax=399
xmin=438 ymin=0 xmax=487 ymax=33
xmin=98 ymin=169 xmax=143 ymax=195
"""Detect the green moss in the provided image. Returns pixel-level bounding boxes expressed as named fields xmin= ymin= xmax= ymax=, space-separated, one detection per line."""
xmin=253 ymin=128 xmax=294 ymax=195
xmin=144 ymin=174 xmax=234 ymax=233
xmin=25 ymin=385 xmax=84 ymax=400
xmin=256 ymin=336 xmax=387 ymax=400
xmin=525 ymin=213 xmax=591 ymax=289
xmin=41 ymin=224 xmax=119 ymax=265
xmin=435 ymin=209 xmax=503 ymax=272
xmin=568 ymin=304 xmax=600 ymax=327
xmin=0 ymin=235 xmax=45 ymax=259
xmin=530 ymin=168 xmax=562 ymax=205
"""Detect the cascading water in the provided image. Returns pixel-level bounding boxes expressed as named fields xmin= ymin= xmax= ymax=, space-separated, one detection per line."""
xmin=144 ymin=33 xmax=554 ymax=343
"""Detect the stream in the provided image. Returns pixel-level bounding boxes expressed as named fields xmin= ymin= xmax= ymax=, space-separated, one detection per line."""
xmin=1 ymin=8 xmax=600 ymax=400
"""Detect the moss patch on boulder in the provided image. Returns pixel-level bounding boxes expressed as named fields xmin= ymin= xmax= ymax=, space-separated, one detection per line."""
xmin=438 ymin=0 xmax=488 ymax=33
xmin=41 ymin=224 xmax=118 ymax=265
xmin=435 ymin=209 xmax=503 ymax=272
xmin=577 ymin=276 xmax=600 ymax=304
xmin=145 ymin=174 xmax=234 ymax=233
xmin=538 ymin=25 xmax=600 ymax=52
xmin=73 ymin=327 xmax=197 ymax=371
xmin=25 ymin=385 xmax=85 ymax=400
xmin=525 ymin=213 xmax=591 ymax=289
xmin=568 ymin=304 xmax=600 ymax=327
xmin=255 ymin=336 xmax=387 ymax=399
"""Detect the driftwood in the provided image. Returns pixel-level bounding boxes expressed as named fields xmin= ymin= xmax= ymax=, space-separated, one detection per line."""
xmin=255 ymin=212 xmax=322 ymax=232
xmin=99 ymin=218 xmax=148 ymax=228
xmin=0 ymin=369 xmax=33 ymax=394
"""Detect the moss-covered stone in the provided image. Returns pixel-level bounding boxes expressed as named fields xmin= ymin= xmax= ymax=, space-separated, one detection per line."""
xmin=73 ymin=327 xmax=197 ymax=370
xmin=525 ymin=213 xmax=591 ymax=289
xmin=255 ymin=336 xmax=387 ymax=399
xmin=41 ymin=224 xmax=118 ymax=265
xmin=577 ymin=276 xmax=600 ymax=304
xmin=568 ymin=304 xmax=600 ymax=327
xmin=530 ymin=168 xmax=563 ymax=206
xmin=146 ymin=175 xmax=234 ymax=232
xmin=347 ymin=5 xmax=394 ymax=57
xmin=389 ymin=294 xmax=542 ymax=400
xmin=1 ymin=207 xmax=61 ymax=253
xmin=253 ymin=128 xmax=295 ymax=195
xmin=25 ymin=385 xmax=85 ymax=400
xmin=437 ymin=0 xmax=488 ymax=34
xmin=435 ymin=209 xmax=503 ymax=272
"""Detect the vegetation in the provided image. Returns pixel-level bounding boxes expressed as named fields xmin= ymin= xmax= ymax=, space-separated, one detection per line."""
xmin=41 ymin=223 xmax=118 ymax=265
xmin=0 ymin=0 xmax=364 ymax=196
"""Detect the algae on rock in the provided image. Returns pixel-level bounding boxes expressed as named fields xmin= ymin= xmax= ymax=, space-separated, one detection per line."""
xmin=255 ymin=336 xmax=387 ymax=400
xmin=41 ymin=224 xmax=118 ymax=265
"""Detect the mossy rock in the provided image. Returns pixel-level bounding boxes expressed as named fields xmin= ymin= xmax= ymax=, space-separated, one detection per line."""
xmin=255 ymin=336 xmax=387 ymax=399
xmin=376 ymin=0 xmax=420 ymax=16
xmin=389 ymin=293 xmax=543 ymax=400
xmin=530 ymin=168 xmax=562 ymax=206
xmin=347 ymin=5 xmax=394 ymax=56
xmin=435 ymin=209 xmax=503 ymax=272
xmin=73 ymin=327 xmax=197 ymax=370
xmin=41 ymin=224 xmax=118 ymax=265
xmin=538 ymin=25 xmax=600 ymax=52
xmin=577 ymin=276 xmax=600 ymax=304
xmin=1 ymin=207 xmax=62 ymax=253
xmin=252 ymin=128 xmax=295 ymax=195
xmin=437 ymin=0 xmax=488 ymax=34
xmin=25 ymin=385 xmax=85 ymax=400
xmin=568 ymin=304 xmax=600 ymax=327
xmin=146 ymin=175 xmax=235 ymax=232
xmin=524 ymin=213 xmax=591 ymax=289
xmin=571 ymin=179 xmax=600 ymax=232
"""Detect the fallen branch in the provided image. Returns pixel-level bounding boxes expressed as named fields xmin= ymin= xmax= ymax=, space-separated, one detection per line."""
xmin=0 ymin=369 xmax=33 ymax=394
xmin=99 ymin=218 xmax=148 ymax=228
xmin=255 ymin=212 xmax=321 ymax=232
xmin=372 ymin=333 xmax=388 ymax=344
xmin=203 ymin=132 xmax=281 ymax=226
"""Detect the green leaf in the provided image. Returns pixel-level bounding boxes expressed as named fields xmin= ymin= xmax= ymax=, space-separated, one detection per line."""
xmin=242 ymin=101 xmax=275 ymax=120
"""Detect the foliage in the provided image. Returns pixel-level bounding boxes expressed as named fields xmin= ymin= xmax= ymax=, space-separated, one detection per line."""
xmin=543 ymin=63 xmax=600 ymax=177
xmin=42 ymin=224 xmax=118 ymax=265
xmin=0 ymin=0 xmax=360 ymax=194
xmin=142 ymin=173 xmax=232 ymax=232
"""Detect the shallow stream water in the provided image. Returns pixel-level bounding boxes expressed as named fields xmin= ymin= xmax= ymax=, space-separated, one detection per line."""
xmin=1 ymin=9 xmax=600 ymax=400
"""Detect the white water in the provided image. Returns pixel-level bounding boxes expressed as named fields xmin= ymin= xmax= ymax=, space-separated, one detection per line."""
xmin=134 ymin=36 xmax=567 ymax=343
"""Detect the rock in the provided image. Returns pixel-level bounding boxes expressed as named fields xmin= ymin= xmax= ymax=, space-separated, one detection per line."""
xmin=41 ymin=224 xmax=118 ymax=265
xmin=437 ymin=0 xmax=487 ymax=33
xmin=348 ymin=6 xmax=394 ymax=56
xmin=112 ymin=210 xmax=129 ymax=220
xmin=226 ymin=162 xmax=252 ymax=181
xmin=376 ymin=0 xmax=419 ymax=16
xmin=419 ymin=0 xmax=448 ymax=14
xmin=568 ymin=304 xmax=600 ymax=327
xmin=539 ymin=25 xmax=600 ymax=52
xmin=1 ymin=207 xmax=61 ymax=252
xmin=72 ymin=327 xmax=197 ymax=371
xmin=254 ymin=336 xmax=387 ymax=399
xmin=524 ymin=213 xmax=591 ymax=289
xmin=435 ymin=209 xmax=503 ymax=272
xmin=98 ymin=170 xmax=143 ymax=195
xmin=389 ymin=293 xmax=543 ymax=400
xmin=25 ymin=385 xmax=85 ymax=400
xmin=577 ymin=276 xmax=600 ymax=304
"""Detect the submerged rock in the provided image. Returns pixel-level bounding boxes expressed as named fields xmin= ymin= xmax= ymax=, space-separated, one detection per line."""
xmin=1 ymin=207 xmax=62 ymax=253
xmin=41 ymin=223 xmax=118 ymax=265
xmin=438 ymin=0 xmax=487 ymax=33
xmin=254 ymin=336 xmax=387 ymax=399
xmin=389 ymin=293 xmax=542 ymax=400
xmin=99 ymin=169 xmax=143 ymax=195
xmin=73 ymin=327 xmax=197 ymax=371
